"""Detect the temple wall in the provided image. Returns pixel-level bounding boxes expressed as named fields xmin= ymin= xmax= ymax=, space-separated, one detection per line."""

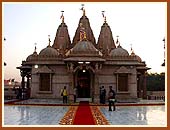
xmin=30 ymin=65 xmax=71 ymax=99
xmin=30 ymin=63 xmax=139 ymax=102
xmin=96 ymin=65 xmax=138 ymax=101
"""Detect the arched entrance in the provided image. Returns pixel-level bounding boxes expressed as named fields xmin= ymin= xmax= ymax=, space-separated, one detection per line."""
xmin=75 ymin=69 xmax=91 ymax=98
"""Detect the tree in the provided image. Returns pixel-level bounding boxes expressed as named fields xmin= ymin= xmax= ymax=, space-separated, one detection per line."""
xmin=146 ymin=72 xmax=165 ymax=91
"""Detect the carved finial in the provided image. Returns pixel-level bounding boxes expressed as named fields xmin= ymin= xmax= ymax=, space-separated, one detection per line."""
xmin=48 ymin=35 xmax=51 ymax=47
xmin=79 ymin=23 xmax=87 ymax=41
xmin=116 ymin=36 xmax=120 ymax=47
xmin=80 ymin=4 xmax=85 ymax=16
xmin=60 ymin=10 xmax=64 ymax=23
xmin=130 ymin=44 xmax=135 ymax=55
xmin=34 ymin=43 xmax=37 ymax=52
xmin=102 ymin=11 xmax=107 ymax=23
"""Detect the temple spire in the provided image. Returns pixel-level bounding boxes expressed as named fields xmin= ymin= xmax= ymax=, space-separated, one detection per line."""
xmin=60 ymin=10 xmax=64 ymax=23
xmin=72 ymin=4 xmax=96 ymax=47
xmin=97 ymin=15 xmax=116 ymax=55
xmin=80 ymin=4 xmax=85 ymax=16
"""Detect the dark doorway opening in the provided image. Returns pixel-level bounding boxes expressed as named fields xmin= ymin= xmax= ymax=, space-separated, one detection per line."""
xmin=76 ymin=69 xmax=90 ymax=98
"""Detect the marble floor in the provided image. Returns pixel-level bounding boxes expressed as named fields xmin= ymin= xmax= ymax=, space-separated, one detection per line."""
xmin=3 ymin=105 xmax=69 ymax=125
xmin=3 ymin=105 xmax=166 ymax=126
xmin=100 ymin=105 xmax=166 ymax=126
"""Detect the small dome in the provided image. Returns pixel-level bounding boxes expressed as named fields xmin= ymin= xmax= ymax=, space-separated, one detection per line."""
xmin=130 ymin=52 xmax=142 ymax=62
xmin=39 ymin=46 xmax=59 ymax=57
xmin=109 ymin=46 xmax=129 ymax=57
xmin=70 ymin=40 xmax=101 ymax=56
xmin=136 ymin=55 xmax=142 ymax=62
xmin=26 ymin=51 xmax=38 ymax=61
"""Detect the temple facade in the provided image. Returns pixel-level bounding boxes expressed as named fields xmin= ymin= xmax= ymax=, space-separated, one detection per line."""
xmin=17 ymin=8 xmax=149 ymax=103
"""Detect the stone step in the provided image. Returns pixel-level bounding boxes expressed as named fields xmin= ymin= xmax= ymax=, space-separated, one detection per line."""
xmin=76 ymin=98 xmax=92 ymax=102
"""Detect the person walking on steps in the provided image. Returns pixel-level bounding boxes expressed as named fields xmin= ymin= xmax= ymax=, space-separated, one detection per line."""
xmin=108 ymin=86 xmax=116 ymax=111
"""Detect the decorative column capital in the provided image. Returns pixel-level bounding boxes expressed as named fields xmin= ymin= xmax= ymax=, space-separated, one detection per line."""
xmin=95 ymin=63 xmax=102 ymax=73
xmin=67 ymin=63 xmax=75 ymax=73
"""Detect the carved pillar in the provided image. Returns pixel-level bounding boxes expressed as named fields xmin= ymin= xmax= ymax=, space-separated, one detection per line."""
xmin=93 ymin=73 xmax=99 ymax=103
xmin=67 ymin=62 xmax=74 ymax=102
xmin=26 ymin=74 xmax=30 ymax=89
xmin=93 ymin=63 xmax=102 ymax=103
xmin=143 ymin=72 xmax=147 ymax=99
xmin=68 ymin=72 xmax=74 ymax=102
xmin=21 ymin=70 xmax=25 ymax=89
xmin=26 ymin=73 xmax=31 ymax=99
xmin=138 ymin=74 xmax=142 ymax=98
xmin=137 ymin=74 xmax=141 ymax=98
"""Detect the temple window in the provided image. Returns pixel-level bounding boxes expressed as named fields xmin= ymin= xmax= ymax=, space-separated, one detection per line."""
xmin=39 ymin=73 xmax=51 ymax=91
xmin=117 ymin=74 xmax=128 ymax=92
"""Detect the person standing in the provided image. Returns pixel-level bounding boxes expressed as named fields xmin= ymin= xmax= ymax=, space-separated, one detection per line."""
xmin=61 ymin=86 xmax=68 ymax=104
xmin=108 ymin=86 xmax=116 ymax=111
xmin=101 ymin=86 xmax=106 ymax=104
xmin=73 ymin=87 xmax=77 ymax=103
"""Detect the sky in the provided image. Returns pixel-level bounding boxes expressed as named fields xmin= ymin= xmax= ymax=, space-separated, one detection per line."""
xmin=2 ymin=2 xmax=167 ymax=82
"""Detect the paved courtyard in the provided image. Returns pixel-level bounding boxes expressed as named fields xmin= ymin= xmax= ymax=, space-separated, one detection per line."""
xmin=4 ymin=105 xmax=68 ymax=125
xmin=3 ymin=102 xmax=166 ymax=126
xmin=100 ymin=105 xmax=166 ymax=126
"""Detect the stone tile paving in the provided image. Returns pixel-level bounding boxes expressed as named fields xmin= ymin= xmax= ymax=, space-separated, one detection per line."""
xmin=3 ymin=99 xmax=166 ymax=126
xmin=3 ymin=105 xmax=68 ymax=125
xmin=3 ymin=105 xmax=166 ymax=126
xmin=100 ymin=105 xmax=166 ymax=126
xmin=13 ymin=98 xmax=64 ymax=105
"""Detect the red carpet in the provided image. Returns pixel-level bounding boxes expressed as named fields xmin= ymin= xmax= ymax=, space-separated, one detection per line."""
xmin=73 ymin=101 xmax=95 ymax=125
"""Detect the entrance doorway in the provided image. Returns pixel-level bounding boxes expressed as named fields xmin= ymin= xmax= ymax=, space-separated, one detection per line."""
xmin=76 ymin=69 xmax=91 ymax=98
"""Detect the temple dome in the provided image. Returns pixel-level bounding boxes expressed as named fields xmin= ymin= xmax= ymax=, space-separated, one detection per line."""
xmin=136 ymin=55 xmax=142 ymax=62
xmin=109 ymin=46 xmax=129 ymax=57
xmin=130 ymin=51 xmax=142 ymax=62
xmin=39 ymin=46 xmax=59 ymax=57
xmin=69 ymin=40 xmax=102 ymax=56
xmin=26 ymin=51 xmax=38 ymax=61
